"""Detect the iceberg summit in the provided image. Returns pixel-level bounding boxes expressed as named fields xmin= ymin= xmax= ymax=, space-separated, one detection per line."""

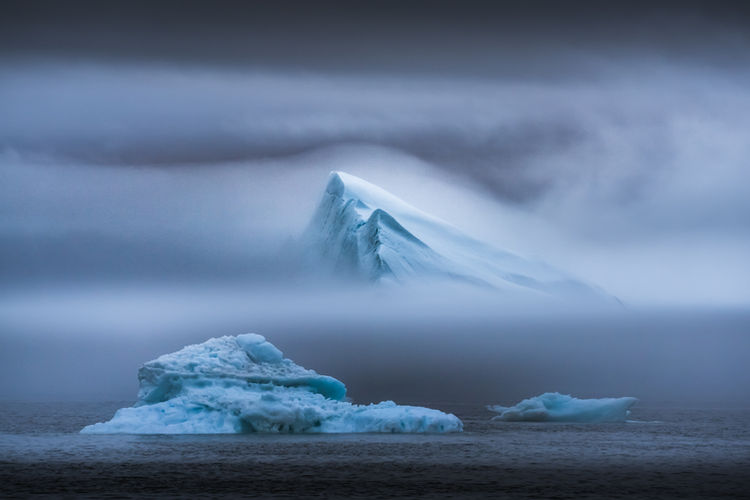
xmin=81 ymin=334 xmax=462 ymax=434
xmin=304 ymin=171 xmax=606 ymax=299
xmin=488 ymin=392 xmax=638 ymax=423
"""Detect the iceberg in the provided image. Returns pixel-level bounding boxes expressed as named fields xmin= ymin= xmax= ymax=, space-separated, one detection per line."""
xmin=304 ymin=171 xmax=605 ymax=299
xmin=488 ymin=392 xmax=638 ymax=423
xmin=81 ymin=333 xmax=462 ymax=434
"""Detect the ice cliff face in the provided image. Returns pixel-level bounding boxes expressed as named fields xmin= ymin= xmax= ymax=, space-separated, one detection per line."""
xmin=304 ymin=171 xmax=605 ymax=298
xmin=488 ymin=392 xmax=638 ymax=423
xmin=304 ymin=171 xmax=451 ymax=282
xmin=81 ymin=334 xmax=463 ymax=434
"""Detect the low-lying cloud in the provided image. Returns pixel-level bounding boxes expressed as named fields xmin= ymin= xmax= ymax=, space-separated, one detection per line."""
xmin=1 ymin=61 xmax=750 ymax=305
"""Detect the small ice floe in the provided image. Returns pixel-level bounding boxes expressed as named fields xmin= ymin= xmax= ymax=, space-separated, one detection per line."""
xmin=488 ymin=392 xmax=638 ymax=423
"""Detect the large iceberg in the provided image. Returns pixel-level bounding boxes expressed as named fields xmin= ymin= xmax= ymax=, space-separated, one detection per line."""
xmin=81 ymin=334 xmax=462 ymax=434
xmin=488 ymin=392 xmax=638 ymax=423
xmin=304 ymin=171 xmax=606 ymax=299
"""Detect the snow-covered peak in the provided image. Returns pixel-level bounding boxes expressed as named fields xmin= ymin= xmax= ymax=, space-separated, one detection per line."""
xmin=326 ymin=171 xmax=441 ymax=224
xmin=305 ymin=171 xmax=608 ymax=300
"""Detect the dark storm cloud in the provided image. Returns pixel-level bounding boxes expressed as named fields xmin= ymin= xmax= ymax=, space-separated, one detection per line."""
xmin=3 ymin=0 xmax=750 ymax=205
xmin=0 ymin=62 xmax=595 ymax=204
xmin=395 ymin=120 xmax=588 ymax=202
xmin=3 ymin=0 xmax=750 ymax=75
xmin=2 ymin=61 xmax=750 ymax=213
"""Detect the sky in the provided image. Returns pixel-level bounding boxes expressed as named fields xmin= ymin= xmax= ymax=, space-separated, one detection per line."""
xmin=1 ymin=1 xmax=749 ymax=402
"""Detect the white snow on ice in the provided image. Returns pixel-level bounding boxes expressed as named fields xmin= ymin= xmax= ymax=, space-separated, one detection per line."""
xmin=81 ymin=333 xmax=463 ymax=434
xmin=488 ymin=392 xmax=638 ymax=423
xmin=304 ymin=171 xmax=606 ymax=298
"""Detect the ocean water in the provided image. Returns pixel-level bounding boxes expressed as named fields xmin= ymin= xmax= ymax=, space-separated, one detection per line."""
xmin=1 ymin=402 xmax=749 ymax=498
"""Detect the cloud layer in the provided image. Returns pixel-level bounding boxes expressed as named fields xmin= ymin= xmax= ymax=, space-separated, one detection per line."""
xmin=1 ymin=1 xmax=750 ymax=305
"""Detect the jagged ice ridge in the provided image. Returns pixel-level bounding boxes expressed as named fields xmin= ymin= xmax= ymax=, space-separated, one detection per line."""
xmin=304 ymin=171 xmax=605 ymax=298
xmin=81 ymin=334 xmax=463 ymax=434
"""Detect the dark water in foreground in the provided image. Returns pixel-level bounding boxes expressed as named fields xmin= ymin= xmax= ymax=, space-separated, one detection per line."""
xmin=1 ymin=402 xmax=749 ymax=499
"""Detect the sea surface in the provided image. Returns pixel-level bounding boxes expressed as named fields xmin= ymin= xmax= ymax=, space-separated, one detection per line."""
xmin=1 ymin=402 xmax=749 ymax=498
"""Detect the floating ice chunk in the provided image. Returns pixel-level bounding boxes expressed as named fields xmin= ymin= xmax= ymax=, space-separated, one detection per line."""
xmin=488 ymin=392 xmax=638 ymax=423
xmin=81 ymin=334 xmax=462 ymax=434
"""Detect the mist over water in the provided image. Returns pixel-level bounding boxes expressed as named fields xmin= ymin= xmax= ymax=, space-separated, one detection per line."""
xmin=1 ymin=280 xmax=748 ymax=406
xmin=1 ymin=0 xmax=749 ymax=408
xmin=2 ymin=81 xmax=750 ymax=406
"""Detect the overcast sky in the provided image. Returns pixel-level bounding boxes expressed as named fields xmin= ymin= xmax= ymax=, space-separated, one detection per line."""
xmin=1 ymin=0 xmax=750 ymax=306
xmin=2 ymin=0 xmax=750 ymax=404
